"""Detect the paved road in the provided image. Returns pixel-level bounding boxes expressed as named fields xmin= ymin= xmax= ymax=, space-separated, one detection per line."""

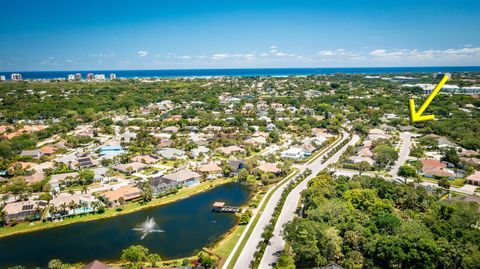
xmin=258 ymin=134 xmax=359 ymax=268
xmin=223 ymin=133 xmax=349 ymax=269
xmin=390 ymin=132 xmax=413 ymax=178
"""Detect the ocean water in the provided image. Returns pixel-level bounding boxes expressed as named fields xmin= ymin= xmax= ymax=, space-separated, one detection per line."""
xmin=1 ymin=66 xmax=480 ymax=80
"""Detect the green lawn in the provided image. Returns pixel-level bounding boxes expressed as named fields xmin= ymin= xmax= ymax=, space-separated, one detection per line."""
xmin=0 ymin=178 xmax=233 ymax=238
xmin=225 ymin=169 xmax=299 ymax=269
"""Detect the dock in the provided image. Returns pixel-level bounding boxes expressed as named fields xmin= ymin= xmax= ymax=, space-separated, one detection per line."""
xmin=212 ymin=201 xmax=241 ymax=213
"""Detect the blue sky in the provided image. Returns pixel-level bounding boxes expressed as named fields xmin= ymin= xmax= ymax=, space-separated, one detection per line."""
xmin=1 ymin=0 xmax=479 ymax=71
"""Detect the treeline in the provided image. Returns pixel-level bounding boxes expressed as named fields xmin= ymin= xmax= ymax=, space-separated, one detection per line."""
xmin=283 ymin=173 xmax=480 ymax=268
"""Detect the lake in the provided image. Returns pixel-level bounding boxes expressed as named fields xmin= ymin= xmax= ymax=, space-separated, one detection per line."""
xmin=0 ymin=182 xmax=252 ymax=268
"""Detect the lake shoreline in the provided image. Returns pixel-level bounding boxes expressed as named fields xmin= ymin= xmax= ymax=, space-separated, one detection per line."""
xmin=0 ymin=178 xmax=234 ymax=239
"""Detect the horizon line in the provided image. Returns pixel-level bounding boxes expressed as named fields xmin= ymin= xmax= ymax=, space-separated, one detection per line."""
xmin=2 ymin=65 xmax=480 ymax=74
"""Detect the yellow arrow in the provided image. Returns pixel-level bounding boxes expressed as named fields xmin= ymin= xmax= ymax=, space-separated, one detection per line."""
xmin=409 ymin=74 xmax=448 ymax=123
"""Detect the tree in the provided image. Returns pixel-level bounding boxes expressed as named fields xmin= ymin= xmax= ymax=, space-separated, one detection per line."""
xmin=441 ymin=147 xmax=460 ymax=167
xmin=373 ymin=145 xmax=398 ymax=167
xmin=239 ymin=210 xmax=252 ymax=225
xmin=121 ymin=245 xmax=149 ymax=264
xmin=140 ymin=182 xmax=153 ymax=202
xmin=78 ymin=169 xmax=94 ymax=185
xmin=147 ymin=253 xmax=162 ymax=267
xmin=438 ymin=178 xmax=451 ymax=191
xmin=197 ymin=251 xmax=216 ymax=268
xmin=357 ymin=161 xmax=371 ymax=175
xmin=398 ymin=165 xmax=417 ymax=183
xmin=237 ymin=168 xmax=248 ymax=182
xmin=274 ymin=248 xmax=296 ymax=269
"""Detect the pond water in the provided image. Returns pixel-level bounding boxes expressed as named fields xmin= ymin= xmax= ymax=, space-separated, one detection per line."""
xmin=0 ymin=182 xmax=251 ymax=268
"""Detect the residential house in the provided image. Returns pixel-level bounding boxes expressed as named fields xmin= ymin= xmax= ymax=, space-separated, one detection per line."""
xmin=466 ymin=171 xmax=480 ymax=186
xmin=281 ymin=147 xmax=306 ymax=160
xmin=3 ymin=200 xmax=47 ymax=223
xmin=197 ymin=163 xmax=222 ymax=179
xmin=49 ymin=193 xmax=97 ymax=217
xmin=421 ymin=159 xmax=456 ymax=179
xmin=218 ymin=146 xmax=245 ymax=155
xmin=257 ymin=163 xmax=281 ymax=175
xmin=150 ymin=176 xmax=179 ymax=194
xmin=266 ymin=123 xmax=276 ymax=131
xmin=191 ymin=146 xmax=210 ymax=158
xmin=162 ymin=126 xmax=179 ymax=133
xmin=49 ymin=172 xmax=79 ymax=191
xmin=131 ymin=154 xmax=159 ymax=164
xmin=161 ymin=169 xmax=201 ymax=186
xmin=20 ymin=149 xmax=41 ymax=158
xmin=157 ymin=148 xmax=186 ymax=159
xmin=113 ymin=162 xmax=148 ymax=175
xmin=367 ymin=128 xmax=390 ymax=141
xmin=39 ymin=145 xmax=57 ymax=156
xmin=81 ymin=260 xmax=111 ymax=269
xmin=102 ymin=185 xmax=143 ymax=205
xmin=229 ymin=160 xmax=246 ymax=175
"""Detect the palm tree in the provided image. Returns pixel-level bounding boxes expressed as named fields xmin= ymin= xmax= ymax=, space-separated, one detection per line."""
xmin=81 ymin=185 xmax=88 ymax=194
xmin=59 ymin=203 xmax=67 ymax=216
xmin=68 ymin=201 xmax=77 ymax=215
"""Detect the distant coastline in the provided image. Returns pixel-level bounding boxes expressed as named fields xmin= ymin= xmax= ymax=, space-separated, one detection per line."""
xmin=1 ymin=66 xmax=480 ymax=80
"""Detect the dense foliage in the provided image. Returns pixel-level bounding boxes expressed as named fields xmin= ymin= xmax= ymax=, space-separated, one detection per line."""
xmin=284 ymin=173 xmax=480 ymax=268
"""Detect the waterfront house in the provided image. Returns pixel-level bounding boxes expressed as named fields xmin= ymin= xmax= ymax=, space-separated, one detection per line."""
xmin=150 ymin=176 xmax=179 ymax=194
xmin=197 ymin=163 xmax=223 ymax=179
xmin=49 ymin=193 xmax=97 ymax=217
xmin=3 ymin=200 xmax=47 ymax=223
xmin=229 ymin=160 xmax=246 ymax=175
xmin=102 ymin=185 xmax=143 ymax=205
xmin=161 ymin=169 xmax=201 ymax=186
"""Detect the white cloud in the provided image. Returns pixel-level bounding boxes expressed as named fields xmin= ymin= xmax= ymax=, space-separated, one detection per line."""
xmin=178 ymin=55 xmax=192 ymax=60
xmin=137 ymin=50 xmax=149 ymax=57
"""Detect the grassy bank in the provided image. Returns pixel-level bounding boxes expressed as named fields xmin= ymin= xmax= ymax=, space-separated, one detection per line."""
xmin=0 ymin=178 xmax=233 ymax=238
xmin=225 ymin=169 xmax=300 ymax=269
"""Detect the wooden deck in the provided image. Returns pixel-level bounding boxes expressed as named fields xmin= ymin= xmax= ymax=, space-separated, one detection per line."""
xmin=212 ymin=201 xmax=241 ymax=213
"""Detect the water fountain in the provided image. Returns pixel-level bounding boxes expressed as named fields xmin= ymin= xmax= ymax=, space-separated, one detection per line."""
xmin=133 ymin=217 xmax=164 ymax=239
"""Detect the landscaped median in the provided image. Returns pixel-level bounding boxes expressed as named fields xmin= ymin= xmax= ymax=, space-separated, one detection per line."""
xmin=224 ymin=132 xmax=346 ymax=269
xmin=224 ymin=169 xmax=300 ymax=269
xmin=0 ymin=177 xmax=233 ymax=238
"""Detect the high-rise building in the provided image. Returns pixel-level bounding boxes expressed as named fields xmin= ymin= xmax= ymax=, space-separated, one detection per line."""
xmin=433 ymin=72 xmax=452 ymax=80
xmin=87 ymin=73 xmax=94 ymax=81
xmin=94 ymin=74 xmax=106 ymax=80
xmin=75 ymin=73 xmax=82 ymax=81
xmin=109 ymin=73 xmax=117 ymax=80
xmin=0 ymin=75 xmax=6 ymax=81
xmin=11 ymin=73 xmax=22 ymax=81
xmin=67 ymin=74 xmax=75 ymax=81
